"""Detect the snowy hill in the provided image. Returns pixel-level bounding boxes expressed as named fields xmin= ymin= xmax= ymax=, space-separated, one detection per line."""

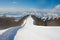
xmin=0 ymin=15 xmax=60 ymax=40
xmin=14 ymin=16 xmax=60 ymax=40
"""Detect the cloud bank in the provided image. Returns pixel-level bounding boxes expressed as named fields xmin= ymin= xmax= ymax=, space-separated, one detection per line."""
xmin=0 ymin=5 xmax=60 ymax=18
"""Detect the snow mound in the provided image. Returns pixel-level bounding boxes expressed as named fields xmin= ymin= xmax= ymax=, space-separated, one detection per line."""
xmin=14 ymin=16 xmax=60 ymax=40
xmin=0 ymin=17 xmax=26 ymax=40
xmin=0 ymin=16 xmax=60 ymax=40
xmin=0 ymin=26 xmax=23 ymax=40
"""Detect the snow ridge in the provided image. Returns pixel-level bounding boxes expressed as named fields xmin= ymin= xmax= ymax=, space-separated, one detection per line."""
xmin=0 ymin=26 xmax=23 ymax=40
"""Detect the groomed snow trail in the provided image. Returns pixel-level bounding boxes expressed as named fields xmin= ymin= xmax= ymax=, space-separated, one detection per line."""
xmin=0 ymin=17 xmax=26 ymax=40
xmin=14 ymin=16 xmax=60 ymax=40
xmin=0 ymin=16 xmax=60 ymax=40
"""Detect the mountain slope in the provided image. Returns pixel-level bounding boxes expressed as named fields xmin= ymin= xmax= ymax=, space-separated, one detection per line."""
xmin=0 ymin=16 xmax=60 ymax=40
xmin=14 ymin=16 xmax=60 ymax=40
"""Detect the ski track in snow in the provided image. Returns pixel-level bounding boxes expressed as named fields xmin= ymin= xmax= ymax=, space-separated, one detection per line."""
xmin=0 ymin=16 xmax=60 ymax=40
xmin=0 ymin=26 xmax=23 ymax=40
xmin=14 ymin=16 xmax=60 ymax=40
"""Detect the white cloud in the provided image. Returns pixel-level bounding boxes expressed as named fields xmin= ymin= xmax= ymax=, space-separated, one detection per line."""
xmin=38 ymin=0 xmax=46 ymax=6
xmin=55 ymin=5 xmax=60 ymax=9
xmin=46 ymin=4 xmax=60 ymax=19
xmin=0 ymin=4 xmax=60 ymax=18
xmin=12 ymin=1 xmax=17 ymax=5
xmin=50 ymin=4 xmax=60 ymax=14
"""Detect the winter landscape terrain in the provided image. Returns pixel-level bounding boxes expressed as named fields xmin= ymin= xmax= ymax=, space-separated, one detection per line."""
xmin=0 ymin=0 xmax=60 ymax=40
xmin=0 ymin=5 xmax=60 ymax=40
xmin=0 ymin=16 xmax=60 ymax=40
xmin=0 ymin=3 xmax=60 ymax=40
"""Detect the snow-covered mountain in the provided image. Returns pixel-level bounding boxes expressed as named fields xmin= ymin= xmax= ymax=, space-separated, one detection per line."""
xmin=0 ymin=16 xmax=60 ymax=40
xmin=0 ymin=17 xmax=26 ymax=40
xmin=14 ymin=16 xmax=60 ymax=40
xmin=0 ymin=5 xmax=60 ymax=18
xmin=0 ymin=6 xmax=60 ymax=20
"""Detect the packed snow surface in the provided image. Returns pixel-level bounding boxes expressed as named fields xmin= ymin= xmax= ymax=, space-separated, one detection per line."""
xmin=0 ymin=16 xmax=60 ymax=40
xmin=14 ymin=16 xmax=60 ymax=40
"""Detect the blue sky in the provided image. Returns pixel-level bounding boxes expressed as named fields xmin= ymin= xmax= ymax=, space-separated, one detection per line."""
xmin=0 ymin=0 xmax=60 ymax=9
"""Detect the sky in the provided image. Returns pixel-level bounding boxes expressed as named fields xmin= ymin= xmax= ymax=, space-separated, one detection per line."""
xmin=0 ymin=0 xmax=60 ymax=9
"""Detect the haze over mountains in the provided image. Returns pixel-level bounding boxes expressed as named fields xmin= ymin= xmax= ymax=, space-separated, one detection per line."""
xmin=0 ymin=5 xmax=60 ymax=20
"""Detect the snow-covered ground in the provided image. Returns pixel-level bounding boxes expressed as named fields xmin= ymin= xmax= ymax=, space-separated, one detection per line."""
xmin=0 ymin=16 xmax=60 ymax=40
xmin=14 ymin=16 xmax=60 ymax=40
